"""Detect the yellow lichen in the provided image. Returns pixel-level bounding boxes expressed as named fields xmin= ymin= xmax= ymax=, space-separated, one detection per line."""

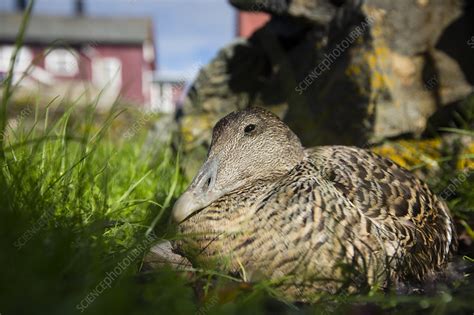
xmin=181 ymin=114 xmax=215 ymax=149
xmin=372 ymin=139 xmax=474 ymax=170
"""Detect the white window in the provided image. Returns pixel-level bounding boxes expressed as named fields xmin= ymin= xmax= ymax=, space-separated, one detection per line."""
xmin=150 ymin=82 xmax=175 ymax=113
xmin=0 ymin=46 xmax=33 ymax=72
xmin=92 ymin=57 xmax=122 ymax=89
xmin=45 ymin=48 xmax=79 ymax=76
xmin=143 ymin=40 xmax=155 ymax=63
xmin=142 ymin=69 xmax=153 ymax=98
xmin=0 ymin=46 xmax=13 ymax=72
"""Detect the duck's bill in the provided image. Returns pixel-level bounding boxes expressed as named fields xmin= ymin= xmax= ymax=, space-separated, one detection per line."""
xmin=172 ymin=158 xmax=220 ymax=223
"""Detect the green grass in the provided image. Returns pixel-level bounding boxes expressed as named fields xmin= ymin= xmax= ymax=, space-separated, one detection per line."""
xmin=0 ymin=2 xmax=473 ymax=314
xmin=0 ymin=102 xmax=193 ymax=314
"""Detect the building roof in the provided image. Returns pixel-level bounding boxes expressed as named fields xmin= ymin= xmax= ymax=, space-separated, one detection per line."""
xmin=0 ymin=13 xmax=152 ymax=45
xmin=154 ymin=72 xmax=188 ymax=84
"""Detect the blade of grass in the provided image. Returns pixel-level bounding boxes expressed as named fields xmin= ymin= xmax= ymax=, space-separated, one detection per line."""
xmin=109 ymin=170 xmax=152 ymax=214
xmin=0 ymin=0 xmax=34 ymax=160
xmin=440 ymin=127 xmax=474 ymax=137
xmin=146 ymin=151 xmax=181 ymax=236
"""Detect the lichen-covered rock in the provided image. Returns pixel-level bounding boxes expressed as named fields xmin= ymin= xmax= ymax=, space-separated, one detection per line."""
xmin=178 ymin=0 xmax=474 ymax=176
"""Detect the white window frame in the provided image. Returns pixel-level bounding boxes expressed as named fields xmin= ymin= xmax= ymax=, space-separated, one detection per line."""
xmin=142 ymin=69 xmax=153 ymax=99
xmin=0 ymin=46 xmax=33 ymax=72
xmin=161 ymin=83 xmax=174 ymax=113
xmin=143 ymin=40 xmax=155 ymax=64
xmin=92 ymin=57 xmax=122 ymax=93
xmin=150 ymin=82 xmax=175 ymax=113
xmin=45 ymin=48 xmax=79 ymax=76
xmin=92 ymin=57 xmax=122 ymax=90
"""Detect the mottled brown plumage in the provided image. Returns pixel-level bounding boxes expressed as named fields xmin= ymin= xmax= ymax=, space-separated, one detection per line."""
xmin=172 ymin=107 xmax=457 ymax=300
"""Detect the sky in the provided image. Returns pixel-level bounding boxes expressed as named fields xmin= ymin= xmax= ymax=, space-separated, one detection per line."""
xmin=0 ymin=0 xmax=236 ymax=78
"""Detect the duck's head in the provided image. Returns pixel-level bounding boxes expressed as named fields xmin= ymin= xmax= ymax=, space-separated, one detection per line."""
xmin=172 ymin=107 xmax=305 ymax=223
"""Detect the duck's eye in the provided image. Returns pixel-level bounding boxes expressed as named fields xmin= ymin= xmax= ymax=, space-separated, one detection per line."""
xmin=244 ymin=124 xmax=256 ymax=134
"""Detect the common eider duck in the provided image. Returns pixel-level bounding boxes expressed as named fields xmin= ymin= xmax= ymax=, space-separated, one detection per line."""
xmin=172 ymin=107 xmax=457 ymax=299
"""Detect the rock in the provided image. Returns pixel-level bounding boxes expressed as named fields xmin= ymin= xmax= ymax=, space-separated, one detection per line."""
xmin=178 ymin=0 xmax=474 ymax=176
xmin=143 ymin=241 xmax=192 ymax=271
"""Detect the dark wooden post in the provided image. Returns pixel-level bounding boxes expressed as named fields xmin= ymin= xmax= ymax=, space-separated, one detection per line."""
xmin=75 ymin=0 xmax=84 ymax=15
xmin=16 ymin=0 xmax=27 ymax=11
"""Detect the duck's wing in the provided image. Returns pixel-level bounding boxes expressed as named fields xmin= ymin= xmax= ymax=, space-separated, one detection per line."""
xmin=250 ymin=159 xmax=388 ymax=289
xmin=307 ymin=146 xmax=457 ymax=277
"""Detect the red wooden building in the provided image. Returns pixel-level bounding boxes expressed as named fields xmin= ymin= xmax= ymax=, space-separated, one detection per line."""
xmin=236 ymin=11 xmax=270 ymax=38
xmin=0 ymin=12 xmax=156 ymax=107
